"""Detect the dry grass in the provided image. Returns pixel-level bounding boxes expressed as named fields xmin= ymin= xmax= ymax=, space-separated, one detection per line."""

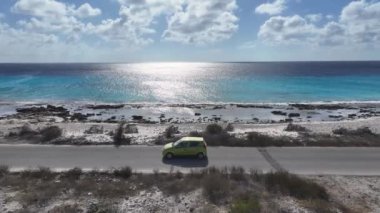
xmin=201 ymin=169 xmax=230 ymax=204
xmin=262 ymin=172 xmax=328 ymax=200
xmin=48 ymin=203 xmax=82 ymax=213
xmin=0 ymin=167 xmax=348 ymax=212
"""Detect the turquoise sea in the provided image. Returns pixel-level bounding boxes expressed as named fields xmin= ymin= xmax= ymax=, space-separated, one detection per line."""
xmin=1 ymin=62 xmax=380 ymax=103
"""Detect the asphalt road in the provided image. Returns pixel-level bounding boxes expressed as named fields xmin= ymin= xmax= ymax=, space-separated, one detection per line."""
xmin=0 ymin=145 xmax=379 ymax=175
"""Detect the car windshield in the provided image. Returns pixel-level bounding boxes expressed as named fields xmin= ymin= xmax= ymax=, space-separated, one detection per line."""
xmin=173 ymin=139 xmax=182 ymax=146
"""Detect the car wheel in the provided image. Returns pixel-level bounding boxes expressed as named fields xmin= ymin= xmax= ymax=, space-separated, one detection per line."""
xmin=196 ymin=152 xmax=205 ymax=159
xmin=165 ymin=153 xmax=174 ymax=159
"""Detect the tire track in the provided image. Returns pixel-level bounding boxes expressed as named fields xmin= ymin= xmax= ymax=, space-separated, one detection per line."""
xmin=258 ymin=148 xmax=286 ymax=172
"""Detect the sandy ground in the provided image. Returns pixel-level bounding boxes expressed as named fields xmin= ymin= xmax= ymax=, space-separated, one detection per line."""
xmin=1 ymin=117 xmax=380 ymax=145
xmin=1 ymin=176 xmax=379 ymax=213
xmin=310 ymin=176 xmax=380 ymax=213
xmin=0 ymin=102 xmax=379 ymax=144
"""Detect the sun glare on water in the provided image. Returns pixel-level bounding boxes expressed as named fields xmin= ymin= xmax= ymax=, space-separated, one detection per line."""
xmin=110 ymin=62 xmax=220 ymax=103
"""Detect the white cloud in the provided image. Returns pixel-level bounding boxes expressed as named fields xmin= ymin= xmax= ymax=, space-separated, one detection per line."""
xmin=258 ymin=0 xmax=380 ymax=47
xmin=258 ymin=15 xmax=319 ymax=44
xmin=255 ymin=0 xmax=287 ymax=15
xmin=12 ymin=0 xmax=67 ymax=17
xmin=91 ymin=0 xmax=182 ymax=46
xmin=74 ymin=3 xmax=101 ymax=18
xmin=340 ymin=0 xmax=380 ymax=44
xmin=163 ymin=0 xmax=239 ymax=45
xmin=93 ymin=0 xmax=239 ymax=46
xmin=306 ymin=13 xmax=322 ymax=23
xmin=0 ymin=21 xmax=59 ymax=55
xmin=11 ymin=0 xmax=101 ymax=41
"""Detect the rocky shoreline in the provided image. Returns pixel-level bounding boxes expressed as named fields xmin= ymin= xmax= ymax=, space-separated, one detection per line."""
xmin=0 ymin=102 xmax=380 ymax=146
xmin=2 ymin=102 xmax=380 ymax=124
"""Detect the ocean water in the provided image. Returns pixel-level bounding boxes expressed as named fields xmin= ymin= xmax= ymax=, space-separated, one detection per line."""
xmin=0 ymin=62 xmax=380 ymax=104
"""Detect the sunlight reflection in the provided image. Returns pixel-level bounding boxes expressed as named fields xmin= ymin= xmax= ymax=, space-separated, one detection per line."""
xmin=111 ymin=62 xmax=218 ymax=103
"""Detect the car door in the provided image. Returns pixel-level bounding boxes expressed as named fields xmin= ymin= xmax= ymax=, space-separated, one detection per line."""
xmin=175 ymin=141 xmax=188 ymax=156
xmin=188 ymin=141 xmax=199 ymax=155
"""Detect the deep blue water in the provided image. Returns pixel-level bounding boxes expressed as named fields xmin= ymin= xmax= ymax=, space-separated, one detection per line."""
xmin=0 ymin=62 xmax=380 ymax=103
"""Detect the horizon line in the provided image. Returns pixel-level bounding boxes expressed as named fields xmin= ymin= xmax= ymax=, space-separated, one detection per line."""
xmin=1 ymin=60 xmax=380 ymax=64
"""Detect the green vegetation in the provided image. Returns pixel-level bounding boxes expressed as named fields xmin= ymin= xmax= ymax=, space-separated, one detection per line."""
xmin=230 ymin=194 xmax=261 ymax=213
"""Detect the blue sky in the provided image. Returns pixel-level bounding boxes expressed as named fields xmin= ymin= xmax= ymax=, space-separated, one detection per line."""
xmin=0 ymin=0 xmax=379 ymax=62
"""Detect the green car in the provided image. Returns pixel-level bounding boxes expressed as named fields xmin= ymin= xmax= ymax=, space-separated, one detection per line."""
xmin=162 ymin=137 xmax=207 ymax=159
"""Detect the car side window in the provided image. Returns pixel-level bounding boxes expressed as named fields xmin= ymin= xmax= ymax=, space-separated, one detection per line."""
xmin=189 ymin=142 xmax=199 ymax=147
xmin=176 ymin=142 xmax=187 ymax=148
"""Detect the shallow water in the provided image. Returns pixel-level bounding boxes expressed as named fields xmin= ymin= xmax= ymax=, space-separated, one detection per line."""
xmin=1 ymin=62 xmax=380 ymax=103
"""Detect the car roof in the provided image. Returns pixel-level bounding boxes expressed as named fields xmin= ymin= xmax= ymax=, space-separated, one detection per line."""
xmin=181 ymin=137 xmax=204 ymax=142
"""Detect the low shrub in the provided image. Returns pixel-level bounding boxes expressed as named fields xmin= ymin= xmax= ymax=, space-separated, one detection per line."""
xmin=225 ymin=123 xmax=235 ymax=132
xmin=302 ymin=199 xmax=338 ymax=213
xmin=230 ymin=194 xmax=261 ymax=213
xmin=164 ymin=125 xmax=179 ymax=138
xmin=94 ymin=181 xmax=128 ymax=198
xmin=249 ymin=169 xmax=263 ymax=182
xmin=246 ymin=132 xmax=280 ymax=147
xmin=73 ymin=177 xmax=98 ymax=197
xmin=113 ymin=122 xmax=131 ymax=147
xmin=63 ymin=167 xmax=82 ymax=180
xmin=284 ymin=123 xmax=308 ymax=132
xmin=246 ymin=132 xmax=295 ymax=147
xmin=202 ymin=168 xmax=230 ymax=203
xmin=40 ymin=126 xmax=62 ymax=142
xmin=87 ymin=202 xmax=119 ymax=213
xmin=203 ymin=132 xmax=234 ymax=146
xmin=203 ymin=131 xmax=295 ymax=147
xmin=153 ymin=135 xmax=180 ymax=145
xmin=20 ymin=167 xmax=55 ymax=180
xmin=263 ymin=172 xmax=328 ymax=200
xmin=48 ymin=203 xmax=82 ymax=213
xmin=0 ymin=165 xmax=9 ymax=177
xmin=125 ymin=124 xmax=138 ymax=134
xmin=18 ymin=181 xmax=61 ymax=207
xmin=19 ymin=123 xmax=38 ymax=137
xmin=332 ymin=127 xmax=375 ymax=136
xmin=229 ymin=166 xmax=246 ymax=182
xmin=160 ymin=179 xmax=190 ymax=195
xmin=113 ymin=166 xmax=132 ymax=179
xmin=205 ymin=124 xmax=224 ymax=135
xmin=84 ymin=125 xmax=104 ymax=134
xmin=189 ymin=131 xmax=203 ymax=137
